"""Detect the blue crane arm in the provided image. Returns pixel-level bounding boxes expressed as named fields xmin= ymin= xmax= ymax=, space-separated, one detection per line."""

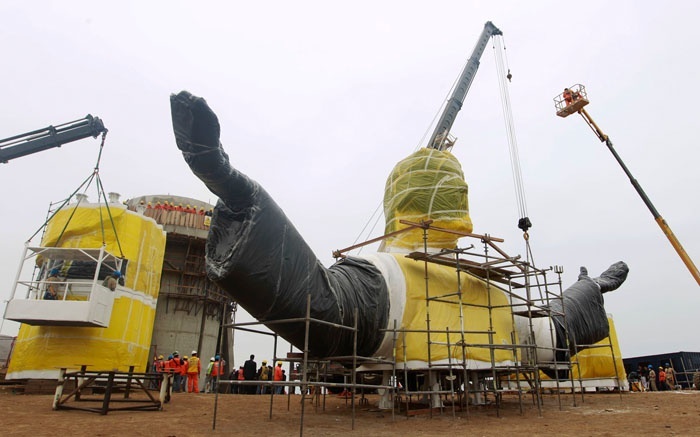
xmin=0 ymin=115 xmax=107 ymax=163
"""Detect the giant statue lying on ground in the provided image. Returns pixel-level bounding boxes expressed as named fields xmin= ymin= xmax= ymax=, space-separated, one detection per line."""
xmin=170 ymin=91 xmax=628 ymax=404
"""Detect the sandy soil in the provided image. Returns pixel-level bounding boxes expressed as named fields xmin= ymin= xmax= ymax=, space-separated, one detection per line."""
xmin=2 ymin=389 xmax=699 ymax=436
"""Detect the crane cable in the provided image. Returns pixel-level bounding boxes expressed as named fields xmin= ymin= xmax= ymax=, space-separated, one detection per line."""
xmin=349 ymin=66 xmax=462 ymax=254
xmin=29 ymin=131 xmax=125 ymax=259
xmin=492 ymin=36 xmax=531 ymax=236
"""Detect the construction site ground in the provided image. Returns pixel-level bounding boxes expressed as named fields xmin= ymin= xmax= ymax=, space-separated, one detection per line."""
xmin=2 ymin=389 xmax=699 ymax=436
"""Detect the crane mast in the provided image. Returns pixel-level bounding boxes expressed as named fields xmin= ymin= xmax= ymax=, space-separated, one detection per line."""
xmin=0 ymin=115 xmax=107 ymax=163
xmin=427 ymin=21 xmax=502 ymax=151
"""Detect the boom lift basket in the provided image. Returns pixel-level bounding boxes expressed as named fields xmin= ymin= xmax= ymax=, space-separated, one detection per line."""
xmin=3 ymin=245 xmax=124 ymax=327
xmin=554 ymin=84 xmax=589 ymax=117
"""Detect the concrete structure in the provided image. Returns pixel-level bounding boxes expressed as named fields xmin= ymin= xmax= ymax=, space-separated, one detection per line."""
xmin=127 ymin=195 xmax=234 ymax=390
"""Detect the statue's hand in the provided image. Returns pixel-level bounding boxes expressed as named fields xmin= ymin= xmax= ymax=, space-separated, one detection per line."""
xmin=170 ymin=90 xmax=221 ymax=153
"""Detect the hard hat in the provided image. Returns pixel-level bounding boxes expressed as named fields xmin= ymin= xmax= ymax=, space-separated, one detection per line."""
xmin=113 ymin=271 xmax=122 ymax=278
xmin=262 ymin=360 xmax=267 ymax=364
xmin=192 ymin=350 xmax=197 ymax=355
xmin=173 ymin=351 xmax=179 ymax=356
xmin=648 ymin=365 xmax=652 ymax=369
xmin=184 ymin=356 xmax=188 ymax=359
xmin=277 ymin=362 xmax=282 ymax=366
xmin=49 ymin=268 xmax=60 ymax=276
xmin=158 ymin=355 xmax=164 ymax=359
xmin=659 ymin=366 xmax=663 ymax=369
xmin=168 ymin=355 xmax=173 ymax=360
xmin=215 ymin=354 xmax=220 ymax=360
xmin=210 ymin=357 xmax=215 ymax=361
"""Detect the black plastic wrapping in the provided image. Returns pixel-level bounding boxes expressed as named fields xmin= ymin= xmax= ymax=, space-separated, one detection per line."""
xmin=171 ymin=91 xmax=389 ymax=358
xmin=550 ymin=261 xmax=629 ymax=355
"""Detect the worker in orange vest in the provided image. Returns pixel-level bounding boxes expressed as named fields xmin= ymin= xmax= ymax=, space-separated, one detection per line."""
xmin=168 ymin=352 xmax=183 ymax=393
xmin=187 ymin=351 xmax=201 ymax=393
xmin=563 ymin=88 xmax=573 ymax=106
xmin=273 ymin=361 xmax=284 ymax=394
xmin=180 ymin=356 xmax=189 ymax=392
xmin=210 ymin=355 xmax=224 ymax=393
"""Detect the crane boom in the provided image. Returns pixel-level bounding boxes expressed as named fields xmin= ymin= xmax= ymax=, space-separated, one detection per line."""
xmin=573 ymin=103 xmax=700 ymax=286
xmin=0 ymin=115 xmax=107 ymax=163
xmin=427 ymin=21 xmax=502 ymax=151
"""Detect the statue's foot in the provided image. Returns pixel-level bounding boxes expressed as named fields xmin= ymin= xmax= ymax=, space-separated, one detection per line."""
xmin=170 ymin=90 xmax=221 ymax=155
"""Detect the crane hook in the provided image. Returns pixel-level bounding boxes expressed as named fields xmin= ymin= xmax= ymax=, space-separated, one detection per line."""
xmin=506 ymin=69 xmax=512 ymax=82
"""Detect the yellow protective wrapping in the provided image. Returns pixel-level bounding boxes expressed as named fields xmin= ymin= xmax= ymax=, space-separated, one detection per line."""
xmin=571 ymin=316 xmax=627 ymax=381
xmin=383 ymin=148 xmax=473 ymax=251
xmin=8 ymin=205 xmax=166 ymax=377
xmin=394 ymin=255 xmax=515 ymax=365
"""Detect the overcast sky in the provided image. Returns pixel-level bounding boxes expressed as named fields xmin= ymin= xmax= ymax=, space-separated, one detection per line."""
xmin=1 ymin=1 xmax=698 ymax=366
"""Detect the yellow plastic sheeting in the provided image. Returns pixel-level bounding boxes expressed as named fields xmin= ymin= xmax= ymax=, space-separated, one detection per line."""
xmin=394 ymin=255 xmax=516 ymax=364
xmin=10 ymin=295 xmax=157 ymax=375
xmin=42 ymin=205 xmax=166 ymax=298
xmin=383 ymin=148 xmax=473 ymax=251
xmin=572 ymin=316 xmax=627 ymax=381
xmin=7 ymin=206 xmax=166 ymax=377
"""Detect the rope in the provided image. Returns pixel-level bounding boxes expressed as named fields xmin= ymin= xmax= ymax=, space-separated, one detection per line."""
xmin=93 ymin=131 xmax=125 ymax=259
xmin=493 ymin=36 xmax=531 ymax=233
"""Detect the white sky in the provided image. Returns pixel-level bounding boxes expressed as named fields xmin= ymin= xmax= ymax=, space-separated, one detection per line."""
xmin=1 ymin=1 xmax=698 ymax=366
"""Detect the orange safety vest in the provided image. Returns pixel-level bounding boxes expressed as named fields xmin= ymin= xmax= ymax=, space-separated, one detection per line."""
xmin=168 ymin=357 xmax=181 ymax=373
xmin=211 ymin=361 xmax=222 ymax=377
xmin=274 ymin=365 xmax=283 ymax=381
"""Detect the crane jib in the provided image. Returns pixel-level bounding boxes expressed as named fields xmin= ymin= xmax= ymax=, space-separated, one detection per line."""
xmin=428 ymin=21 xmax=502 ymax=151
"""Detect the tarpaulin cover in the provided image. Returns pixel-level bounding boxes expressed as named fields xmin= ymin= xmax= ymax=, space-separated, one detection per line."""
xmin=383 ymin=148 xmax=473 ymax=251
xmin=394 ymin=254 xmax=516 ymax=365
xmin=548 ymin=262 xmax=628 ymax=369
xmin=171 ymin=91 xmax=389 ymax=358
xmin=7 ymin=205 xmax=166 ymax=379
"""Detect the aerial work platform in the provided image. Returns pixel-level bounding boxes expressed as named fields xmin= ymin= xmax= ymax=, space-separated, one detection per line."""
xmin=554 ymin=84 xmax=589 ymax=117
xmin=3 ymin=246 xmax=123 ymax=327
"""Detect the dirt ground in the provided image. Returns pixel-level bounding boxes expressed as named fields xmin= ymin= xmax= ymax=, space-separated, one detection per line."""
xmin=2 ymin=388 xmax=699 ymax=436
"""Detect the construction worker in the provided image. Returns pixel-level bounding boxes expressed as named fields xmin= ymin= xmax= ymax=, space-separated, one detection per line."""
xmin=205 ymin=357 xmax=215 ymax=393
xmin=169 ymin=352 xmax=183 ymax=392
xmin=236 ymin=365 xmax=245 ymax=394
xmin=648 ymin=365 xmax=657 ymax=391
xmin=658 ymin=366 xmax=666 ymax=391
xmin=187 ymin=351 xmax=201 ymax=393
xmin=273 ymin=361 xmax=284 ymax=394
xmin=563 ymin=88 xmax=573 ymax=106
xmin=181 ymin=356 xmax=189 ymax=391
xmin=211 ymin=355 xmax=223 ymax=393
xmin=665 ymin=364 xmax=675 ymax=390
xmin=43 ymin=268 xmax=62 ymax=300
xmin=102 ymin=271 xmax=121 ymax=292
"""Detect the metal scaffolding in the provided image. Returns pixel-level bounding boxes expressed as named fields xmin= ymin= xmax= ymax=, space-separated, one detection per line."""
xmin=209 ymin=219 xmax=624 ymax=434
